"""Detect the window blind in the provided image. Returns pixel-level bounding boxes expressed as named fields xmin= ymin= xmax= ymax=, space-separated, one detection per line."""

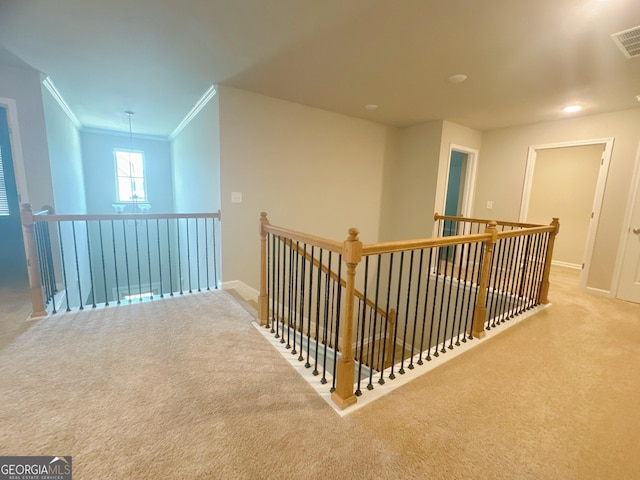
xmin=0 ymin=145 xmax=9 ymax=216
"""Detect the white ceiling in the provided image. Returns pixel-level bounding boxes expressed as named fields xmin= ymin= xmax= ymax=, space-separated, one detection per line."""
xmin=1 ymin=0 xmax=639 ymax=137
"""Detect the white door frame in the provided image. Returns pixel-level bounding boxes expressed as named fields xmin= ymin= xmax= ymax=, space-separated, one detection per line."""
xmin=611 ymin=139 xmax=640 ymax=300
xmin=0 ymin=97 xmax=29 ymax=205
xmin=437 ymin=144 xmax=479 ymax=220
xmin=519 ymin=137 xmax=614 ymax=290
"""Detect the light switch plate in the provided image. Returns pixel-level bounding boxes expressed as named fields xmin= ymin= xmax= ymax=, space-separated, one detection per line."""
xmin=231 ymin=192 xmax=242 ymax=203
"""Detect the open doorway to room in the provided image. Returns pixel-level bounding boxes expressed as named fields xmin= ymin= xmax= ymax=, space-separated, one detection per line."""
xmin=519 ymin=139 xmax=613 ymax=288
xmin=441 ymin=144 xmax=478 ymax=237
xmin=0 ymin=104 xmax=27 ymax=288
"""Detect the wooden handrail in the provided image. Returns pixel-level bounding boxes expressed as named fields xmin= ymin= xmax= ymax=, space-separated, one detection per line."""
xmin=263 ymin=223 xmax=343 ymax=254
xmin=434 ymin=212 xmax=541 ymax=229
xmin=362 ymin=232 xmax=491 ymax=256
xmin=32 ymin=211 xmax=221 ymax=222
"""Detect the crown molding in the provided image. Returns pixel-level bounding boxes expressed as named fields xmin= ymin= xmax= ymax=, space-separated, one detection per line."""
xmin=81 ymin=126 xmax=168 ymax=142
xmin=169 ymin=85 xmax=217 ymax=141
xmin=42 ymin=76 xmax=82 ymax=129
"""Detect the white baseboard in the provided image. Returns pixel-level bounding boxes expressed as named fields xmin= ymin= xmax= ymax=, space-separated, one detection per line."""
xmin=222 ymin=280 xmax=259 ymax=302
xmin=551 ymin=260 xmax=582 ymax=270
xmin=585 ymin=286 xmax=612 ymax=297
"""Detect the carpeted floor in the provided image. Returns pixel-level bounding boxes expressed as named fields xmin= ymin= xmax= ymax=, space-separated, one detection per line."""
xmin=0 ymin=267 xmax=639 ymax=479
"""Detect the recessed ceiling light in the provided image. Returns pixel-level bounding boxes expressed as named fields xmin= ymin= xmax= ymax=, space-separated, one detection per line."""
xmin=563 ymin=105 xmax=582 ymax=113
xmin=364 ymin=104 xmax=378 ymax=111
xmin=447 ymin=74 xmax=468 ymax=84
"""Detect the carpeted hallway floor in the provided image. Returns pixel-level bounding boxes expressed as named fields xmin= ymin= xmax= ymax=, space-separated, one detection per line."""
xmin=0 ymin=267 xmax=638 ymax=479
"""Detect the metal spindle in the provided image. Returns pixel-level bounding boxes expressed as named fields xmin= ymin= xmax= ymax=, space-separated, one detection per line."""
xmin=196 ymin=219 xmax=201 ymax=292
xmin=71 ymin=221 xmax=83 ymax=310
xmin=166 ymin=219 xmax=174 ymax=296
xmin=186 ymin=218 xmax=192 ymax=293
xmin=98 ymin=221 xmax=108 ymax=306
xmin=205 ymin=218 xmax=210 ymax=291
xmin=156 ymin=219 xmax=164 ymax=298
xmin=57 ymin=222 xmax=71 ymax=312
xmin=111 ymin=221 xmax=121 ymax=305
xmin=85 ymin=221 xmax=96 ymax=308
xmin=177 ymin=218 xmax=183 ymax=295
xmin=389 ymin=252 xmax=404 ymax=378
xmin=134 ymin=219 xmax=142 ymax=300
xmin=145 ymin=219 xmax=153 ymax=300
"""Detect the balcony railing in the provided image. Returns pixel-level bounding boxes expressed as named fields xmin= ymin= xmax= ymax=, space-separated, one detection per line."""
xmin=259 ymin=212 xmax=559 ymax=410
xmin=20 ymin=204 xmax=221 ymax=316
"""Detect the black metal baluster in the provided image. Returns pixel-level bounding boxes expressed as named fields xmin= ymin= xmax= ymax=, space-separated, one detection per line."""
xmin=331 ymin=255 xmax=342 ymax=393
xmin=469 ymin=241 xmax=483 ymax=338
xmin=134 ymin=219 xmax=142 ymax=300
xmin=145 ymin=219 xmax=153 ymax=300
xmin=304 ymin=245 xmax=314 ymax=367
xmin=382 ymin=253 xmax=394 ymax=378
xmin=286 ymin=241 xmax=294 ymax=349
xmin=355 ymin=256 xmax=369 ymax=394
xmin=418 ymin=248 xmax=434 ymax=363
xmin=459 ymin=242 xmax=472 ymax=340
xmin=312 ymin=248 xmax=323 ymax=375
xmin=166 ymin=219 xmax=174 ymax=296
xmin=186 ymin=218 xmax=192 ymax=293
xmin=212 ymin=218 xmax=218 ymax=288
xmin=122 ymin=220 xmax=132 ymax=302
xmin=111 ymin=221 xmax=121 ymax=305
xmin=297 ymin=244 xmax=307 ymax=362
xmin=291 ymin=242 xmax=299 ymax=355
xmin=205 ymin=218 xmax=210 ymax=291
xmin=398 ymin=251 xmax=415 ymax=373
xmin=177 ymin=218 xmax=183 ymax=295
xmin=98 ymin=221 xmax=108 ymax=306
xmin=499 ymin=236 xmax=516 ymax=321
xmin=320 ymin=251 xmax=332 ymax=385
xmin=195 ymin=218 xmax=201 ymax=292
xmin=57 ymin=222 xmax=71 ymax=312
xmin=71 ymin=221 xmax=83 ymax=310
xmin=389 ymin=252 xmax=404 ymax=379
xmin=509 ymin=235 xmax=525 ymax=317
xmin=428 ymin=248 xmax=443 ymax=357
xmin=156 ymin=219 xmax=164 ymax=298
xmin=407 ymin=249 xmax=424 ymax=368
xmin=453 ymin=243 xmax=465 ymax=346
xmin=368 ymin=255 xmax=382 ymax=388
xmin=442 ymin=245 xmax=456 ymax=351
xmin=85 ymin=221 xmax=96 ymax=308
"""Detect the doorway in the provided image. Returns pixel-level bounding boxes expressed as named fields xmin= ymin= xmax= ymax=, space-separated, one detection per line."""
xmin=520 ymin=138 xmax=613 ymax=288
xmin=0 ymin=105 xmax=27 ymax=287
xmin=441 ymin=145 xmax=478 ymax=237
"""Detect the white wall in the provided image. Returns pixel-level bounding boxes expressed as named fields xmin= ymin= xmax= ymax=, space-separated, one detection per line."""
xmin=218 ymin=85 xmax=393 ymax=290
xmin=0 ymin=63 xmax=53 ymax=210
xmin=171 ymin=94 xmax=221 ymax=214
xmin=41 ymin=84 xmax=86 ymax=214
xmin=475 ymin=109 xmax=640 ymax=292
xmin=81 ymin=130 xmax=173 ymax=214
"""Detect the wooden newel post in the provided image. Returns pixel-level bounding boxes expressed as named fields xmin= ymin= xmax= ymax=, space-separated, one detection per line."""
xmin=471 ymin=221 xmax=498 ymax=339
xmin=259 ymin=212 xmax=270 ymax=326
xmin=539 ymin=217 xmax=560 ymax=304
xmin=331 ymin=227 xmax=362 ymax=410
xmin=20 ymin=203 xmax=47 ymax=319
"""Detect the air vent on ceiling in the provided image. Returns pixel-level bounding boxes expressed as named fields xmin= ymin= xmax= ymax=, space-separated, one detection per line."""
xmin=611 ymin=26 xmax=640 ymax=59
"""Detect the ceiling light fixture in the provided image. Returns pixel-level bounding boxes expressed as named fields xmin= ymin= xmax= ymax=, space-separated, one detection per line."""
xmin=364 ymin=104 xmax=378 ymax=111
xmin=563 ymin=105 xmax=582 ymax=113
xmin=447 ymin=74 xmax=467 ymax=84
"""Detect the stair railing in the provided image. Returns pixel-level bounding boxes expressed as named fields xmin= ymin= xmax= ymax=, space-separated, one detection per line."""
xmin=21 ymin=204 xmax=221 ymax=317
xmin=260 ymin=212 xmax=559 ymax=410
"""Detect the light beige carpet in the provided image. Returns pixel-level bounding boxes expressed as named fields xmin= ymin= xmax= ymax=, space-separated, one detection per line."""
xmin=0 ymin=268 xmax=639 ymax=479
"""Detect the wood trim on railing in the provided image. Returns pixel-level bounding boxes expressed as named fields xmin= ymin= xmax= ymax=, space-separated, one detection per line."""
xmin=495 ymin=225 xmax=556 ymax=239
xmin=32 ymin=211 xmax=222 ymax=223
xmin=362 ymin=233 xmax=491 ymax=256
xmin=434 ymin=212 xmax=541 ymax=229
xmin=263 ymin=223 xmax=343 ymax=254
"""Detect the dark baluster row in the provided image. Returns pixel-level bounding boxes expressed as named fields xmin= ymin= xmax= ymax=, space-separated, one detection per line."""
xmin=33 ymin=215 xmax=220 ymax=312
xmin=266 ymin=234 xmax=343 ymax=389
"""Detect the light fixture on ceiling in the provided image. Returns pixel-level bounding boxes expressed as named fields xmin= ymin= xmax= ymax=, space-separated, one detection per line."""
xmin=113 ymin=111 xmax=151 ymax=215
xmin=447 ymin=74 xmax=467 ymax=84
xmin=563 ymin=105 xmax=582 ymax=113
xmin=364 ymin=104 xmax=378 ymax=111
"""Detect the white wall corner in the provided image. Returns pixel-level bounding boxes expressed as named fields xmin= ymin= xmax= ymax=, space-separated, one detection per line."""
xmin=168 ymin=85 xmax=217 ymax=141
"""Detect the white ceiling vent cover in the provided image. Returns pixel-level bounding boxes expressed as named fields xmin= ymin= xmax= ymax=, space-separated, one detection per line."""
xmin=611 ymin=26 xmax=640 ymax=59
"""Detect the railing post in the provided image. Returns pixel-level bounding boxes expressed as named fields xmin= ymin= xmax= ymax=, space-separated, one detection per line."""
xmin=20 ymin=203 xmax=47 ymax=319
xmin=539 ymin=218 xmax=560 ymax=304
xmin=259 ymin=212 xmax=270 ymax=326
xmin=331 ymin=228 xmax=362 ymax=410
xmin=471 ymin=221 xmax=498 ymax=339
xmin=384 ymin=308 xmax=397 ymax=369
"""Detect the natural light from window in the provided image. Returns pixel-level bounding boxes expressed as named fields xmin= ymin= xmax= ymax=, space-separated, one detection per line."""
xmin=115 ymin=150 xmax=146 ymax=203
